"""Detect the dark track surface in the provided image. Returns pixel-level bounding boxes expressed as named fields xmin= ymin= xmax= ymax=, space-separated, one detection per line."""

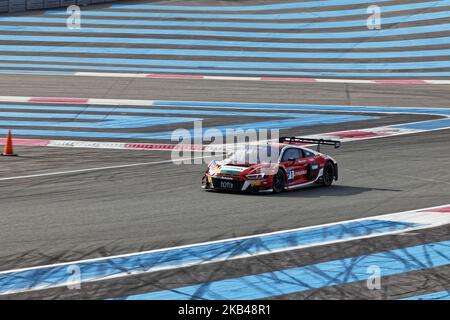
xmin=0 ymin=75 xmax=449 ymax=270
xmin=0 ymin=0 xmax=449 ymax=300
xmin=0 ymin=75 xmax=449 ymax=301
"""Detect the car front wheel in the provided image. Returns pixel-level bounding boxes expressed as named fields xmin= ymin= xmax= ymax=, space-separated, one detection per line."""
xmin=272 ymin=170 xmax=286 ymax=194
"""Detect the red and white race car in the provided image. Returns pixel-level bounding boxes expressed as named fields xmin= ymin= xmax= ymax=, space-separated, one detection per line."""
xmin=202 ymin=137 xmax=341 ymax=193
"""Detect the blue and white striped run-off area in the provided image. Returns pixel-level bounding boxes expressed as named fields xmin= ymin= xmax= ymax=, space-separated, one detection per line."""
xmin=0 ymin=0 xmax=450 ymax=77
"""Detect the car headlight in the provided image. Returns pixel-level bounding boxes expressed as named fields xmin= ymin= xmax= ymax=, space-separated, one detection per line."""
xmin=245 ymin=173 xmax=266 ymax=179
xmin=208 ymin=167 xmax=218 ymax=175
xmin=207 ymin=161 xmax=218 ymax=175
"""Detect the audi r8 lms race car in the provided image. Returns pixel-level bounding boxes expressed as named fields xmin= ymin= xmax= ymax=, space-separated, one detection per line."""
xmin=202 ymin=137 xmax=341 ymax=193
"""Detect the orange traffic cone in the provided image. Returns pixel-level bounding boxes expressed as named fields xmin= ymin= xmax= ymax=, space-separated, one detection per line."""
xmin=2 ymin=130 xmax=17 ymax=156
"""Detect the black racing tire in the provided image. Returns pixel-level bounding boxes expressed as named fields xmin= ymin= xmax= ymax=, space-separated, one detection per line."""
xmin=322 ymin=162 xmax=335 ymax=187
xmin=272 ymin=170 xmax=286 ymax=194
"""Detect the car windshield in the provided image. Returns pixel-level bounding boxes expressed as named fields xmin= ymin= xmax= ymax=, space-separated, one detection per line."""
xmin=226 ymin=145 xmax=280 ymax=164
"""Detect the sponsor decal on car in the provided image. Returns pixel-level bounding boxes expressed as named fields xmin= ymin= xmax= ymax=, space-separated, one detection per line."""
xmin=287 ymin=169 xmax=295 ymax=182
xmin=221 ymin=166 xmax=248 ymax=171
xmin=219 ymin=165 xmax=249 ymax=175
xmin=220 ymin=181 xmax=234 ymax=189
xmin=217 ymin=176 xmax=234 ymax=180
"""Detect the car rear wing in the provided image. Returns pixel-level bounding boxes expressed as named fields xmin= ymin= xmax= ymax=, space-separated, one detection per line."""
xmin=279 ymin=137 xmax=341 ymax=152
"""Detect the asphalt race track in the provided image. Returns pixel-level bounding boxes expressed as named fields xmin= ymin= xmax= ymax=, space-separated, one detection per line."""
xmin=0 ymin=0 xmax=449 ymax=300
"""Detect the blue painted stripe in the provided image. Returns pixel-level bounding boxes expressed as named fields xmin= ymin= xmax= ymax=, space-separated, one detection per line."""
xmin=0 ymin=69 xmax=73 ymax=75
xmin=3 ymin=45 xmax=450 ymax=59
xmin=160 ymin=103 xmax=450 ymax=131
xmin=3 ymin=103 xmax=449 ymax=118
xmin=0 ymin=112 xmax=200 ymax=129
xmin=185 ymin=114 xmax=374 ymax=134
xmin=0 ymin=114 xmax=373 ymax=139
xmin=6 ymin=10 xmax=450 ymax=29
xmin=46 ymin=6 xmax=450 ymax=27
xmin=1 ymin=34 xmax=450 ymax=50
xmin=0 ymin=220 xmax=422 ymax=295
xmin=0 ymin=104 xmax=375 ymax=140
xmin=117 ymin=240 xmax=450 ymax=300
xmin=2 ymin=102 xmax=449 ymax=124
xmin=0 ymin=55 xmax=450 ymax=70
xmin=46 ymin=1 xmax=447 ymax=20
xmin=1 ymin=67 xmax=450 ymax=78
xmin=109 ymin=0 xmax=392 ymax=11
xmin=0 ymin=111 xmax=189 ymax=120
xmin=0 ymin=104 xmax=343 ymax=119
xmin=0 ymin=23 xmax=449 ymax=39
xmin=152 ymin=101 xmax=450 ymax=116
xmin=392 ymin=118 xmax=450 ymax=130
xmin=402 ymin=291 xmax=450 ymax=300
xmin=6 ymin=101 xmax=449 ymax=139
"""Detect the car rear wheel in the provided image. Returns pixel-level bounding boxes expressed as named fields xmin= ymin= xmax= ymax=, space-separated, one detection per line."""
xmin=322 ymin=162 xmax=335 ymax=187
xmin=272 ymin=170 xmax=286 ymax=194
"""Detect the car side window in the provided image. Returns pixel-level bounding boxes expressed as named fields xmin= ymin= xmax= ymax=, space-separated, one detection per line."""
xmin=304 ymin=150 xmax=314 ymax=157
xmin=281 ymin=148 xmax=302 ymax=161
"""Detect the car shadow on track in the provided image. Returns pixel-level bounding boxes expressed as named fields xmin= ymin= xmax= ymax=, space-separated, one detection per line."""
xmin=276 ymin=185 xmax=402 ymax=198
xmin=204 ymin=185 xmax=401 ymax=197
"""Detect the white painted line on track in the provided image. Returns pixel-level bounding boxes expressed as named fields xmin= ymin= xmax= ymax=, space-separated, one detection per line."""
xmin=88 ymin=98 xmax=155 ymax=106
xmin=2 ymin=95 xmax=450 ymax=111
xmin=1 ymin=95 xmax=450 ymax=112
xmin=0 ymin=96 xmax=30 ymax=103
xmin=4 ymin=70 xmax=450 ymax=85
xmin=0 ymin=156 xmax=208 ymax=181
xmin=315 ymin=78 xmax=373 ymax=84
xmin=78 ymin=73 xmax=450 ymax=85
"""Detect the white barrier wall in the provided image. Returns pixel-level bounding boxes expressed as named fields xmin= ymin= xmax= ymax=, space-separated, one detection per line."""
xmin=0 ymin=0 xmax=113 ymax=12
